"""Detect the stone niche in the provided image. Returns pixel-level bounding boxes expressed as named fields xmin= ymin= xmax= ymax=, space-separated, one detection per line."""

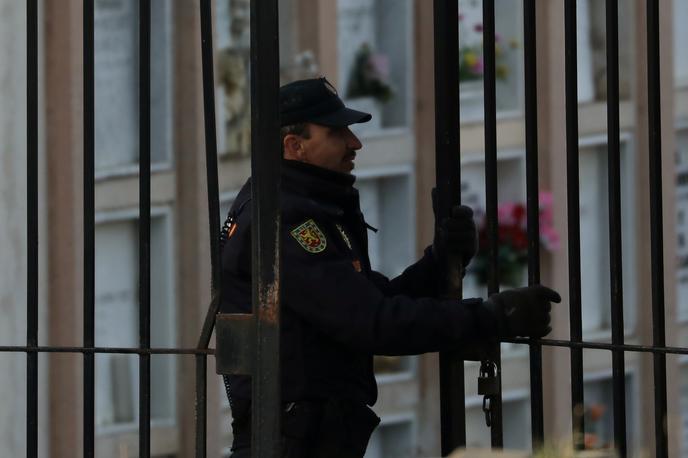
xmin=94 ymin=0 xmax=172 ymax=173
xmin=338 ymin=0 xmax=412 ymax=134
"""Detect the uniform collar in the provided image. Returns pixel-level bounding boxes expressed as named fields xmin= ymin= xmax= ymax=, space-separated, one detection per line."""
xmin=281 ymin=160 xmax=359 ymax=211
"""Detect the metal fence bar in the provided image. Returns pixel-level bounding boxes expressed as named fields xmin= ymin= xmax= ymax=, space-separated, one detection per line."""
xmin=0 ymin=346 xmax=215 ymax=355
xmin=196 ymin=1 xmax=221 ymax=455
xmin=199 ymin=4 xmax=221 ymax=291
xmin=198 ymin=0 xmax=222 ymax=350
xmin=194 ymin=4 xmax=224 ymax=450
xmin=563 ymin=0 xmax=585 ymax=451
xmin=605 ymin=1 xmax=627 ymax=456
xmin=26 ymin=1 xmax=39 ymax=457
xmin=522 ymin=0 xmax=544 ymax=448
xmin=196 ymin=354 xmax=207 ymax=458
xmin=646 ymin=1 xmax=668 ymax=456
xmin=138 ymin=1 xmax=152 ymax=456
xmin=83 ymin=1 xmax=96 ymax=456
xmin=249 ymin=0 xmax=282 ymax=455
xmin=433 ymin=0 xmax=465 ymax=454
xmin=482 ymin=0 xmax=503 ymax=447
xmin=7 ymin=338 xmax=688 ymax=355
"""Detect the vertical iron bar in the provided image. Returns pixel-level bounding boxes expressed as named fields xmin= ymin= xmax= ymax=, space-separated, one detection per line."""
xmin=605 ymin=1 xmax=627 ymax=456
xmin=83 ymin=1 xmax=96 ymax=456
xmin=197 ymin=0 xmax=222 ymax=349
xmin=195 ymin=1 xmax=221 ymax=456
xmin=26 ymin=1 xmax=39 ymax=457
xmin=646 ymin=1 xmax=668 ymax=456
xmin=138 ymin=1 xmax=151 ymax=457
xmin=523 ymin=0 xmax=544 ymax=448
xmin=564 ymin=0 xmax=585 ymax=451
xmin=249 ymin=0 xmax=282 ymax=456
xmin=197 ymin=0 xmax=222 ymax=350
xmin=195 ymin=355 xmax=207 ymax=458
xmin=482 ymin=0 xmax=503 ymax=447
xmin=434 ymin=0 xmax=464 ymax=455
xmin=200 ymin=0 xmax=221 ymax=315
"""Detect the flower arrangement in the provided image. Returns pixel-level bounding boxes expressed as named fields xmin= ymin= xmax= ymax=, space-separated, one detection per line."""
xmin=458 ymin=15 xmax=519 ymax=83
xmin=469 ymin=191 xmax=559 ymax=286
xmin=346 ymin=43 xmax=394 ymax=103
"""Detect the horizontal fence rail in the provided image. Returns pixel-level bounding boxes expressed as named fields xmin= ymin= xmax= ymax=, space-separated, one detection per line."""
xmin=6 ymin=338 xmax=688 ymax=356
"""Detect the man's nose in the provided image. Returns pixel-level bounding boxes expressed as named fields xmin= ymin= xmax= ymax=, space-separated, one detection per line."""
xmin=346 ymin=127 xmax=363 ymax=150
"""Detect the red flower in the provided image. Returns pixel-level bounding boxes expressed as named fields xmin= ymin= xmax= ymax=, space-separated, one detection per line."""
xmin=512 ymin=203 xmax=526 ymax=226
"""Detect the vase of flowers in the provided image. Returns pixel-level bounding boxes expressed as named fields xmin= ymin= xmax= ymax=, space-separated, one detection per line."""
xmin=345 ymin=43 xmax=394 ymax=133
xmin=468 ymin=191 xmax=559 ymax=287
xmin=458 ymin=14 xmax=519 ymax=120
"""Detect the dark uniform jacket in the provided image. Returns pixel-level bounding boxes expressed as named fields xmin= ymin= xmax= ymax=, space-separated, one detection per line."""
xmin=220 ymin=160 xmax=497 ymax=407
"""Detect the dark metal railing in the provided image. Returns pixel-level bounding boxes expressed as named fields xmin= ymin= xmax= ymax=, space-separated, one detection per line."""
xmin=482 ymin=0 xmax=504 ymax=448
xmin=433 ymin=1 xmax=466 ymax=454
xmin=606 ymin=1 xmax=628 ymax=455
xmin=26 ymin=1 xmax=38 ymax=457
xmin=523 ymin=0 xmax=545 ymax=448
xmin=139 ymin=1 xmax=152 ymax=456
xmin=563 ymin=0 xmax=585 ymax=452
xmin=14 ymin=1 xmax=677 ymax=458
xmin=83 ymin=1 xmax=96 ymax=456
xmin=646 ymin=2 xmax=669 ymax=456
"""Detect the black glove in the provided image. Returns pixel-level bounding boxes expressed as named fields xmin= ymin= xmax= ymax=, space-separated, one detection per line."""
xmin=484 ymin=285 xmax=561 ymax=338
xmin=432 ymin=204 xmax=478 ymax=268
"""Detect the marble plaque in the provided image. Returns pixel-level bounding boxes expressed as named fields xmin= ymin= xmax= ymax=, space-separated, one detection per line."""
xmin=677 ymin=132 xmax=688 ymax=319
xmin=95 ymin=0 xmax=139 ymax=170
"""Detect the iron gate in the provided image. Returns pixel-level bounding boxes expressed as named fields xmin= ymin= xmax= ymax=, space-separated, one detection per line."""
xmin=8 ymin=0 xmax=682 ymax=457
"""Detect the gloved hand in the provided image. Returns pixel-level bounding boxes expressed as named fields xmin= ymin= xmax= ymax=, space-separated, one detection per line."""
xmin=432 ymin=204 xmax=478 ymax=268
xmin=484 ymin=285 xmax=561 ymax=338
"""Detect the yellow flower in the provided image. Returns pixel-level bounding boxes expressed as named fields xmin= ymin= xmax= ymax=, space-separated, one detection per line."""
xmin=496 ymin=64 xmax=509 ymax=79
xmin=464 ymin=51 xmax=478 ymax=67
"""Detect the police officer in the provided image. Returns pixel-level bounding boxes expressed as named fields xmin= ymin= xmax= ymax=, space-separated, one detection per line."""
xmin=220 ymin=77 xmax=560 ymax=457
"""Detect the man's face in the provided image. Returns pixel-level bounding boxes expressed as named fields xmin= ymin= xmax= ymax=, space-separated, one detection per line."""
xmin=299 ymin=123 xmax=363 ymax=174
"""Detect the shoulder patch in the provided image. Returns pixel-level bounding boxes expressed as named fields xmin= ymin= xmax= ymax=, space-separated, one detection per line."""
xmin=290 ymin=219 xmax=327 ymax=253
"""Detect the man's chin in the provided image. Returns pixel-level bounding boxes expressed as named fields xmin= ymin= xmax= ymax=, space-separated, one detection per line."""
xmin=343 ymin=159 xmax=355 ymax=173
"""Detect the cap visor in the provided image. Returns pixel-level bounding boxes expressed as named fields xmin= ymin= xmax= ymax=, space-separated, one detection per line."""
xmin=310 ymin=107 xmax=372 ymax=127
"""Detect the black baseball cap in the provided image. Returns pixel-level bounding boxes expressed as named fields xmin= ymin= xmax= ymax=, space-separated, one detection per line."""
xmin=279 ymin=77 xmax=372 ymax=127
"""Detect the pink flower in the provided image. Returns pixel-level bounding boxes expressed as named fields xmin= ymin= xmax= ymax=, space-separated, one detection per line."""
xmin=474 ymin=23 xmax=483 ymax=33
xmin=539 ymin=191 xmax=554 ymax=208
xmin=540 ymin=226 xmax=560 ymax=251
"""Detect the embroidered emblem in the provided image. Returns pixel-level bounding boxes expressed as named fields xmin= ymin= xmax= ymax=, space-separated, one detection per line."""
xmin=290 ymin=219 xmax=327 ymax=253
xmin=335 ymin=224 xmax=352 ymax=250
xmin=352 ymin=260 xmax=362 ymax=272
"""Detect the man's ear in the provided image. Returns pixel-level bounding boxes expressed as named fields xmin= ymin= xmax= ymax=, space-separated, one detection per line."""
xmin=283 ymin=134 xmax=304 ymax=161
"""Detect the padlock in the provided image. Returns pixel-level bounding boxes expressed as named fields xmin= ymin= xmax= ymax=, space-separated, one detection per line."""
xmin=477 ymin=361 xmax=500 ymax=396
xmin=478 ymin=360 xmax=500 ymax=427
